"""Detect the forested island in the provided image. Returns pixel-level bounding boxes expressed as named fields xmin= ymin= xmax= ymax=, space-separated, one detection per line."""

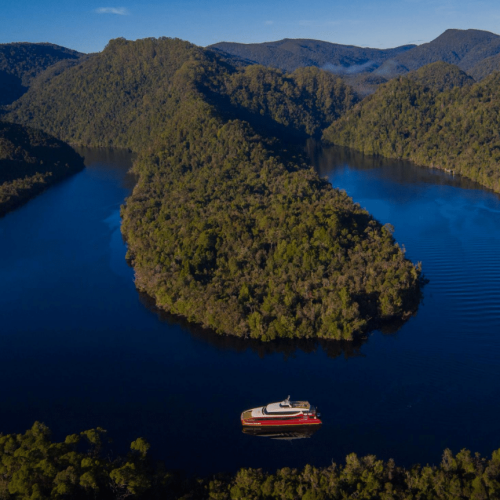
xmin=4 ymin=37 xmax=421 ymax=340
xmin=0 ymin=121 xmax=84 ymax=216
xmin=1 ymin=422 xmax=499 ymax=499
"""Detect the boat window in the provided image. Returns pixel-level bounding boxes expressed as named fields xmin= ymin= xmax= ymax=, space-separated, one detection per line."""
xmin=264 ymin=410 xmax=301 ymax=415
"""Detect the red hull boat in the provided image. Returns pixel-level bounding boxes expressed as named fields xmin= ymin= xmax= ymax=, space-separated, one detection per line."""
xmin=241 ymin=396 xmax=321 ymax=427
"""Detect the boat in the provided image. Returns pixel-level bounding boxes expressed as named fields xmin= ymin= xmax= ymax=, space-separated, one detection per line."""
xmin=241 ymin=396 xmax=321 ymax=427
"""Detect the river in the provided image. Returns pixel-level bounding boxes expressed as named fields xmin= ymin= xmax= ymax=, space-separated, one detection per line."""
xmin=0 ymin=145 xmax=499 ymax=475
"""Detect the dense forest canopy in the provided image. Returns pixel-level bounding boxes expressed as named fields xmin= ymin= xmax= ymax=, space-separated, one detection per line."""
xmin=4 ymin=36 xmax=420 ymax=340
xmin=0 ymin=121 xmax=84 ymax=216
xmin=323 ymin=65 xmax=500 ymax=193
xmin=406 ymin=61 xmax=474 ymax=92
xmin=1 ymin=422 xmax=500 ymax=500
xmin=468 ymin=52 xmax=500 ymax=81
xmin=0 ymin=42 xmax=82 ymax=106
xmin=5 ymin=37 xmax=356 ymax=147
xmin=122 ymin=113 xmax=420 ymax=340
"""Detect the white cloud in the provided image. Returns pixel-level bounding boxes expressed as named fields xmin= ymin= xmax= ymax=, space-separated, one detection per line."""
xmin=298 ymin=19 xmax=340 ymax=27
xmin=95 ymin=7 xmax=129 ymax=15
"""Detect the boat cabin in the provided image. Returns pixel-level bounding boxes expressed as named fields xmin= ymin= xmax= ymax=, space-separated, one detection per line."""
xmin=264 ymin=396 xmax=314 ymax=415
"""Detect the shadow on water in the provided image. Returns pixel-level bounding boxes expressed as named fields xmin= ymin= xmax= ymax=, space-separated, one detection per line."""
xmin=74 ymin=146 xmax=138 ymax=189
xmin=242 ymin=425 xmax=322 ymax=440
xmin=137 ymin=291 xmax=415 ymax=361
xmin=305 ymin=140 xmax=485 ymax=191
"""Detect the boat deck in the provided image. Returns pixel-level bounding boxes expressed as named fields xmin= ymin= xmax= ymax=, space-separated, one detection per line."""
xmin=241 ymin=410 xmax=253 ymax=420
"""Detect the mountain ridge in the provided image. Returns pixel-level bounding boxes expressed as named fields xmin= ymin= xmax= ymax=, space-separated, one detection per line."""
xmin=208 ymin=38 xmax=416 ymax=74
xmin=374 ymin=28 xmax=500 ymax=78
xmin=0 ymin=42 xmax=83 ymax=106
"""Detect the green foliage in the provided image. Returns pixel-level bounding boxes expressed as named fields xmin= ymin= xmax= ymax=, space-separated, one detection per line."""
xmin=6 ymin=35 xmax=420 ymax=340
xmin=0 ymin=121 xmax=84 ymax=216
xmin=121 ymin=103 xmax=420 ymax=340
xmin=6 ymin=37 xmax=355 ymax=147
xmin=206 ymin=64 xmax=357 ymax=137
xmin=0 ymin=423 xmax=154 ymax=500
xmin=1 ymin=422 xmax=500 ymax=499
xmin=468 ymin=52 xmax=500 ymax=81
xmin=0 ymin=42 xmax=82 ymax=106
xmin=407 ymin=61 xmax=474 ymax=91
xmin=324 ymin=69 xmax=500 ymax=193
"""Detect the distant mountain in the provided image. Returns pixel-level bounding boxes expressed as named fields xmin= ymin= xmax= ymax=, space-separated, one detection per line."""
xmin=208 ymin=39 xmax=416 ymax=74
xmin=374 ymin=29 xmax=500 ymax=78
xmin=0 ymin=42 xmax=83 ymax=106
xmin=208 ymin=31 xmax=500 ymax=95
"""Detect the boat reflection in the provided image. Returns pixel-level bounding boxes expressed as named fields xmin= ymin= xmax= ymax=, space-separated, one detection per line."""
xmin=242 ymin=425 xmax=322 ymax=440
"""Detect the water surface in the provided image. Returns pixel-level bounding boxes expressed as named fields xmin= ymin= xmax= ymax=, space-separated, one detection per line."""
xmin=0 ymin=145 xmax=499 ymax=475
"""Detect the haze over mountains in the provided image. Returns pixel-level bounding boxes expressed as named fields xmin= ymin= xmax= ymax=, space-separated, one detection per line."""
xmin=208 ymin=39 xmax=416 ymax=74
xmin=2 ymin=28 xmax=500 ymax=108
xmin=209 ymin=29 xmax=500 ymax=95
xmin=373 ymin=29 xmax=500 ymax=78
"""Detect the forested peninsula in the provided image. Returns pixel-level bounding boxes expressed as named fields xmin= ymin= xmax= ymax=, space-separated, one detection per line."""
xmin=0 ymin=121 xmax=84 ymax=216
xmin=323 ymin=63 xmax=500 ymax=193
xmin=4 ymin=37 xmax=421 ymax=340
xmin=2 ymin=422 xmax=500 ymax=500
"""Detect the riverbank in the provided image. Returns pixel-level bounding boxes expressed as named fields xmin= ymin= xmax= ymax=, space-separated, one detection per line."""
xmin=1 ymin=148 xmax=499 ymax=475
xmin=0 ymin=121 xmax=84 ymax=216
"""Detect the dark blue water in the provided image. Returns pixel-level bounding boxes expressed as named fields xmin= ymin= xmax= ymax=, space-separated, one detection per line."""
xmin=1 ymin=146 xmax=499 ymax=475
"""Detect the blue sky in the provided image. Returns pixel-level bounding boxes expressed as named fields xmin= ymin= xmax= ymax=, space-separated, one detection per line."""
xmin=2 ymin=0 xmax=500 ymax=53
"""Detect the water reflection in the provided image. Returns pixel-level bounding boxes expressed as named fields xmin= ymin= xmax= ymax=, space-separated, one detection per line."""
xmin=137 ymin=292 xmax=368 ymax=360
xmin=242 ymin=425 xmax=322 ymax=440
xmin=2 ymin=146 xmax=500 ymax=475
xmin=306 ymin=140 xmax=483 ymax=192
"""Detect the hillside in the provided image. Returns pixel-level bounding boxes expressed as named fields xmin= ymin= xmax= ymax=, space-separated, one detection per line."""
xmin=406 ymin=61 xmax=474 ymax=91
xmin=5 ymin=36 xmax=420 ymax=340
xmin=0 ymin=42 xmax=82 ymax=106
xmin=0 ymin=121 xmax=84 ymax=216
xmin=374 ymin=29 xmax=500 ymax=78
xmin=6 ymin=38 xmax=357 ymax=147
xmin=209 ymin=30 xmax=500 ymax=94
xmin=208 ymin=38 xmax=415 ymax=73
xmin=468 ymin=52 xmax=500 ymax=81
xmin=323 ymin=67 xmax=500 ymax=193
